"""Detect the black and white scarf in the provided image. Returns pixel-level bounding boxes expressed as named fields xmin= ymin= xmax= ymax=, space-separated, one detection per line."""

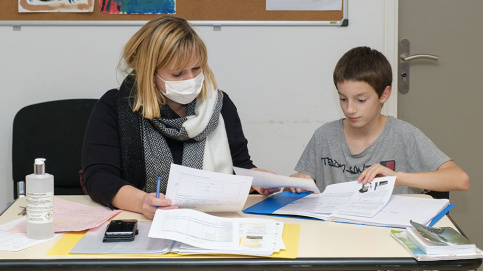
xmin=117 ymin=76 xmax=233 ymax=194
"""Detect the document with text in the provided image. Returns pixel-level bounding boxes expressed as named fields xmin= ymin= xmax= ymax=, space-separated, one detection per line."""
xmin=165 ymin=164 xmax=253 ymax=212
xmin=149 ymin=208 xmax=239 ymax=250
xmin=148 ymin=208 xmax=285 ymax=255
xmin=275 ymin=176 xmax=396 ymax=219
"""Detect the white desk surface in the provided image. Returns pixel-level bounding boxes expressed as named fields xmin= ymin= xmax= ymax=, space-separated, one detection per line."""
xmin=0 ymin=195 xmax=480 ymax=271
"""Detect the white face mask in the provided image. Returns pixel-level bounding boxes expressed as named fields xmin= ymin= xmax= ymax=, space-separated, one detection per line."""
xmin=156 ymin=71 xmax=204 ymax=105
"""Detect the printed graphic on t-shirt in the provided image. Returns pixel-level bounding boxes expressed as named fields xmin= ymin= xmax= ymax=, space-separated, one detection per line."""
xmin=320 ymin=157 xmax=395 ymax=175
xmin=380 ymin=160 xmax=396 ymax=171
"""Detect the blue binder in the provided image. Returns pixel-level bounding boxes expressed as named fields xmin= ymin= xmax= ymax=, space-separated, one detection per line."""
xmin=243 ymin=191 xmax=455 ymax=227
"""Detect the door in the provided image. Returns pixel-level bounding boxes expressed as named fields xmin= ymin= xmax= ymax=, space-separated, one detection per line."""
xmin=398 ymin=0 xmax=483 ymax=257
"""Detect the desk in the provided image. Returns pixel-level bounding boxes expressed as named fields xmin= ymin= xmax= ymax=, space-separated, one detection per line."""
xmin=0 ymin=195 xmax=481 ymax=270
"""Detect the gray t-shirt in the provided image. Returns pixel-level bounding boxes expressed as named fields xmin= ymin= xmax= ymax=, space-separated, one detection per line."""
xmin=295 ymin=116 xmax=450 ymax=194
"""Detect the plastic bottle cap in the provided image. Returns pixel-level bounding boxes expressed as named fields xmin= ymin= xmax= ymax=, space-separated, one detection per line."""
xmin=35 ymin=158 xmax=46 ymax=165
xmin=34 ymin=158 xmax=46 ymax=175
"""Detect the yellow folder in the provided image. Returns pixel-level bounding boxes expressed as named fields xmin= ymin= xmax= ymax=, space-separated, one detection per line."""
xmin=47 ymin=224 xmax=300 ymax=259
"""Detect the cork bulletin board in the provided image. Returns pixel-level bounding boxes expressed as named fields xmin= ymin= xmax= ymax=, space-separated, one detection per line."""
xmin=0 ymin=0 xmax=348 ymax=26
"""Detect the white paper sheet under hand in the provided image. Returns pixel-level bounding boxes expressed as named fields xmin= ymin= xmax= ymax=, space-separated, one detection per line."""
xmin=148 ymin=208 xmax=239 ymax=250
xmin=333 ymin=195 xmax=450 ymax=228
xmin=275 ymin=176 xmax=396 ymax=219
xmin=165 ymin=164 xmax=253 ymax=212
xmin=233 ymin=167 xmax=320 ymax=193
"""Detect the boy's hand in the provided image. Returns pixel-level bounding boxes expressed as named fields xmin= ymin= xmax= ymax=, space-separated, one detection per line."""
xmin=288 ymin=173 xmax=317 ymax=193
xmin=358 ymin=164 xmax=396 ymax=184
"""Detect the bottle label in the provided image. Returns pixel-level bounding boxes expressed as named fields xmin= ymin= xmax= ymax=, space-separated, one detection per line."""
xmin=26 ymin=192 xmax=54 ymax=224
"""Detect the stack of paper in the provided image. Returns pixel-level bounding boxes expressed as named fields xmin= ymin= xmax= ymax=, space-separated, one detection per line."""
xmin=391 ymin=230 xmax=483 ymax=261
xmin=71 ymin=214 xmax=291 ymax=257
xmin=406 ymin=221 xmax=478 ymax=255
xmin=148 ymin=209 xmax=285 ymax=256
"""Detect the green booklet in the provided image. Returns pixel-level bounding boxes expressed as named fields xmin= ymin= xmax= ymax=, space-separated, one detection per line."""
xmin=410 ymin=220 xmax=471 ymax=246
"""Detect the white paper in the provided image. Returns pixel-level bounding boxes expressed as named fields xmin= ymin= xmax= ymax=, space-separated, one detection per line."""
xmin=331 ymin=176 xmax=396 ymax=217
xmin=19 ymin=0 xmax=94 ymax=13
xmin=177 ymin=218 xmax=284 ymax=256
xmin=233 ymin=167 xmax=320 ymax=193
xmin=276 ymin=176 xmax=396 ymax=219
xmin=266 ymin=0 xmax=342 ymax=11
xmin=148 ymin=208 xmax=239 ymax=250
xmin=165 ymin=164 xmax=253 ymax=212
xmin=333 ymin=195 xmax=450 ymax=228
xmin=0 ymin=218 xmax=63 ymax=252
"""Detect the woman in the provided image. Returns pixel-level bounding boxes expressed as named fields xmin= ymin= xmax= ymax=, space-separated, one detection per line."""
xmin=82 ymin=16 xmax=276 ymax=219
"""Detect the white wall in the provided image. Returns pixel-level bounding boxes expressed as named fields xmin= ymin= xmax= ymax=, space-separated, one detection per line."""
xmin=0 ymin=0 xmax=396 ymax=210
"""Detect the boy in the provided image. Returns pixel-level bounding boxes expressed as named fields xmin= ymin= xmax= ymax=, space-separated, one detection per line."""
xmin=292 ymin=46 xmax=469 ymax=194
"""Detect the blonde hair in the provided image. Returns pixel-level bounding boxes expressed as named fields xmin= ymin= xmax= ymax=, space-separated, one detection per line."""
xmin=119 ymin=16 xmax=217 ymax=119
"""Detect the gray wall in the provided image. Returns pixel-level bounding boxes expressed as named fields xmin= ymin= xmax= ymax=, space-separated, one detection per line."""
xmin=0 ymin=1 xmax=396 ymax=209
xmin=398 ymin=0 xmax=483 ymax=267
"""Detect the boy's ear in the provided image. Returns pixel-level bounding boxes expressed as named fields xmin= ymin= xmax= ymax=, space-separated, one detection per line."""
xmin=379 ymin=86 xmax=392 ymax=103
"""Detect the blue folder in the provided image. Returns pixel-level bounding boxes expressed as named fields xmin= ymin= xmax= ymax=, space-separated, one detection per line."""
xmin=243 ymin=191 xmax=455 ymax=227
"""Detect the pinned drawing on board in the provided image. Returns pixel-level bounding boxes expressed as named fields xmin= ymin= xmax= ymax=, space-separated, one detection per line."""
xmin=100 ymin=0 xmax=175 ymax=14
xmin=266 ymin=0 xmax=342 ymax=11
xmin=18 ymin=0 xmax=95 ymax=12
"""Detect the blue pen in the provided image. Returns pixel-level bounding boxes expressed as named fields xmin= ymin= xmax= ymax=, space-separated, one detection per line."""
xmin=156 ymin=177 xmax=161 ymax=209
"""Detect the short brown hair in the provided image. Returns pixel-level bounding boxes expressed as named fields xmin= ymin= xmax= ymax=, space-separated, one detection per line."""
xmin=333 ymin=46 xmax=392 ymax=98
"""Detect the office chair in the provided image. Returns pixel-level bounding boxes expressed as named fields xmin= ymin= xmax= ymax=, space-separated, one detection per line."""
xmin=12 ymin=99 xmax=97 ymax=198
xmin=425 ymin=191 xmax=449 ymax=200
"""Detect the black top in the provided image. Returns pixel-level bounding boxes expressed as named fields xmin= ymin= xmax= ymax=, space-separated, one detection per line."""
xmin=82 ymin=89 xmax=255 ymax=207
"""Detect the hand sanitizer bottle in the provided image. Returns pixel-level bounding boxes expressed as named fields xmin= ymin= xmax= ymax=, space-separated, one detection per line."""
xmin=26 ymin=158 xmax=55 ymax=239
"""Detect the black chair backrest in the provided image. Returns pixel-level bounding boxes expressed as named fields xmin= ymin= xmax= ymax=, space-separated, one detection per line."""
xmin=12 ymin=99 xmax=97 ymax=198
xmin=425 ymin=190 xmax=450 ymax=200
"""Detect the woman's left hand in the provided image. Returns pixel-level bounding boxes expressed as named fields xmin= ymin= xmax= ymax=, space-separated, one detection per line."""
xmin=250 ymin=168 xmax=281 ymax=195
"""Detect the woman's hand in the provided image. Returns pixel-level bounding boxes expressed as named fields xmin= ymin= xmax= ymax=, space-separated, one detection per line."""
xmin=250 ymin=167 xmax=281 ymax=195
xmin=141 ymin=193 xmax=178 ymax=220
xmin=251 ymin=186 xmax=281 ymax=195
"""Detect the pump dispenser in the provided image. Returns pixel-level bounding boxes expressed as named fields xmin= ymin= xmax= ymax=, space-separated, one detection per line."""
xmin=26 ymin=158 xmax=55 ymax=239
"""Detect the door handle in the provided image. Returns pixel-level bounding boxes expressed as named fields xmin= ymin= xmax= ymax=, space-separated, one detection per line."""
xmin=398 ymin=38 xmax=439 ymax=94
xmin=401 ymin=54 xmax=439 ymax=62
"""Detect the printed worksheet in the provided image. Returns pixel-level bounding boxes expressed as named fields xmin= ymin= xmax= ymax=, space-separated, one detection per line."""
xmin=275 ymin=176 xmax=396 ymax=218
xmin=165 ymin=164 xmax=253 ymax=212
xmin=149 ymin=209 xmax=239 ymax=250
